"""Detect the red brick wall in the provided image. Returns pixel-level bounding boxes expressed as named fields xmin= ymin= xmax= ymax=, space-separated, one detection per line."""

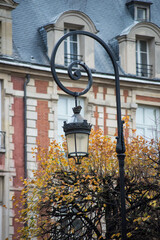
xmin=12 ymin=97 xmax=24 ymax=186
xmin=12 ymin=76 xmax=24 ymax=91
xmin=35 ymin=80 xmax=50 ymax=148
xmin=36 ymin=100 xmax=50 ymax=148
xmin=35 ymin=80 xmax=48 ymax=94
xmin=12 ymin=97 xmax=25 ymax=238
xmin=11 ymin=76 xmax=25 ymax=187
xmin=57 ymin=86 xmax=84 ymax=93
xmin=104 ymin=107 xmax=108 ymax=135
xmin=93 ymin=85 xmax=98 ymax=99
xmin=136 ymin=95 xmax=160 ymax=102
xmin=11 ymin=76 xmax=25 ymax=238
xmin=124 ymin=89 xmax=128 ymax=103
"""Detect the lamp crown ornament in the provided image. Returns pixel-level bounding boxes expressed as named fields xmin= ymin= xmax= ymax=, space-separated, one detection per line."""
xmin=63 ymin=105 xmax=92 ymax=135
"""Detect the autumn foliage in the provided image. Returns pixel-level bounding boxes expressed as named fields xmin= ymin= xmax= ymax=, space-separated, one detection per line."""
xmin=16 ymin=120 xmax=160 ymax=239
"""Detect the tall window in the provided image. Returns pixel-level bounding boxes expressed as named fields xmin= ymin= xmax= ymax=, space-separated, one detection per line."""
xmin=64 ymin=29 xmax=83 ymax=67
xmin=136 ymin=40 xmax=152 ymax=77
xmin=136 ymin=105 xmax=160 ymax=140
xmin=58 ymin=96 xmax=84 ymax=144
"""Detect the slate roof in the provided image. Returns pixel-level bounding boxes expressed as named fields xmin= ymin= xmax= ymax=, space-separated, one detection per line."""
xmin=10 ymin=0 xmax=160 ymax=75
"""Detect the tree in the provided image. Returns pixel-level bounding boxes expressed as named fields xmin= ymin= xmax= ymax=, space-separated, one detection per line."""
xmin=16 ymin=120 xmax=160 ymax=239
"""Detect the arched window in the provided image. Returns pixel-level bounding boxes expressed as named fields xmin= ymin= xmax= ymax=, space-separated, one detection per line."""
xmin=41 ymin=10 xmax=98 ymax=69
xmin=118 ymin=22 xmax=160 ymax=78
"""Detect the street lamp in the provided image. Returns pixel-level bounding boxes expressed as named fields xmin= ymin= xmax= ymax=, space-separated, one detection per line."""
xmin=63 ymin=105 xmax=92 ymax=164
xmin=51 ymin=30 xmax=127 ymax=240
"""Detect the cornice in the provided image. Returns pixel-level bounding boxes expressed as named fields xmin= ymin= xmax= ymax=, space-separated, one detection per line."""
xmin=0 ymin=0 xmax=18 ymax=10
xmin=0 ymin=58 xmax=160 ymax=88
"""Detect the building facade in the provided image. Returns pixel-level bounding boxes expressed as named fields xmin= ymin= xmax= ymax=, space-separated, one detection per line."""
xmin=0 ymin=0 xmax=160 ymax=238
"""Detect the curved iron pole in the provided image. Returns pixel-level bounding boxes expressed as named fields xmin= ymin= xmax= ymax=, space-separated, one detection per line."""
xmin=50 ymin=30 xmax=127 ymax=240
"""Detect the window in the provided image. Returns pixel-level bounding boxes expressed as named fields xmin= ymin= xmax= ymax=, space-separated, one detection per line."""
xmin=64 ymin=29 xmax=83 ymax=67
xmin=136 ymin=105 xmax=160 ymax=140
xmin=137 ymin=7 xmax=147 ymax=21
xmin=117 ymin=21 xmax=160 ymax=78
xmin=126 ymin=1 xmax=152 ymax=22
xmin=0 ymin=0 xmax=17 ymax=56
xmin=58 ymin=96 xmax=84 ymax=144
xmin=43 ymin=10 xmax=97 ymax=68
xmin=136 ymin=39 xmax=152 ymax=77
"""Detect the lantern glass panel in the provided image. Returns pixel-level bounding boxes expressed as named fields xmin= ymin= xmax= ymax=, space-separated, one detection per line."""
xmin=67 ymin=133 xmax=89 ymax=157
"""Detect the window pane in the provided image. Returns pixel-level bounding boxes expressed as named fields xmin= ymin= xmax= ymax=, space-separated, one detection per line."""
xmin=70 ymin=42 xmax=78 ymax=56
xmin=64 ymin=29 xmax=79 ymax=66
xmin=140 ymin=40 xmax=147 ymax=52
xmin=141 ymin=53 xmax=147 ymax=65
xmin=145 ymin=108 xmax=156 ymax=125
xmin=136 ymin=40 xmax=150 ymax=77
xmin=137 ymin=127 xmax=145 ymax=136
xmin=137 ymin=8 xmax=146 ymax=20
xmin=58 ymin=97 xmax=68 ymax=115
xmin=136 ymin=107 xmax=144 ymax=124
xmin=146 ymin=128 xmax=156 ymax=140
xmin=136 ymin=105 xmax=160 ymax=140
xmin=64 ymin=41 xmax=67 ymax=55
xmin=70 ymin=33 xmax=77 ymax=42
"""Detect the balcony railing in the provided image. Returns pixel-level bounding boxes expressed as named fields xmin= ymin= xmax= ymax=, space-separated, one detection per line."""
xmin=64 ymin=53 xmax=83 ymax=67
xmin=0 ymin=131 xmax=6 ymax=151
xmin=136 ymin=63 xmax=153 ymax=78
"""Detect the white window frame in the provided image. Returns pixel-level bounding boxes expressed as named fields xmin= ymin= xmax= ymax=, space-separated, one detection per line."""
xmin=136 ymin=39 xmax=152 ymax=77
xmin=64 ymin=28 xmax=81 ymax=67
xmin=134 ymin=4 xmax=150 ymax=22
xmin=136 ymin=105 xmax=160 ymax=141
xmin=136 ymin=7 xmax=147 ymax=21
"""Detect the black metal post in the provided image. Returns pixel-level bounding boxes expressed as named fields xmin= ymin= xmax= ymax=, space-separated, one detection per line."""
xmin=50 ymin=30 xmax=127 ymax=240
xmin=118 ymin=153 xmax=127 ymax=240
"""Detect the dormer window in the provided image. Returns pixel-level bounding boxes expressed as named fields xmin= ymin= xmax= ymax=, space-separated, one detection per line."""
xmin=117 ymin=21 xmax=160 ymax=79
xmin=0 ymin=0 xmax=18 ymax=56
xmin=126 ymin=0 xmax=152 ymax=22
xmin=42 ymin=10 xmax=98 ymax=69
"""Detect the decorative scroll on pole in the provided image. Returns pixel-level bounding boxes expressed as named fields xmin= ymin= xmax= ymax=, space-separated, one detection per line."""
xmin=50 ymin=30 xmax=127 ymax=240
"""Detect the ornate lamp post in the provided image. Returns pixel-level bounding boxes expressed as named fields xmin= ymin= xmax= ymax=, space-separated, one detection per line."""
xmin=50 ymin=30 xmax=127 ymax=240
